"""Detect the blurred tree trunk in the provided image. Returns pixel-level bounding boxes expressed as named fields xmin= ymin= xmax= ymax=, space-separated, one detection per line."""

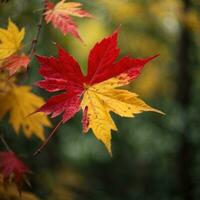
xmin=176 ymin=0 xmax=193 ymax=199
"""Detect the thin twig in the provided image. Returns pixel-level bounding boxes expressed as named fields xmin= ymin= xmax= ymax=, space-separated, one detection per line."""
xmin=0 ymin=134 xmax=12 ymax=152
xmin=33 ymin=120 xmax=63 ymax=157
xmin=28 ymin=1 xmax=46 ymax=60
xmin=19 ymin=1 xmax=46 ymax=82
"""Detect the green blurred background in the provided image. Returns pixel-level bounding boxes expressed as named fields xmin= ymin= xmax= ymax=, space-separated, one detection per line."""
xmin=0 ymin=0 xmax=200 ymax=199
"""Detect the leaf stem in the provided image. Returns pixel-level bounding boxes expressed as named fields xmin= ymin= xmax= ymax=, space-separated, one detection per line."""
xmin=0 ymin=134 xmax=12 ymax=152
xmin=33 ymin=120 xmax=63 ymax=157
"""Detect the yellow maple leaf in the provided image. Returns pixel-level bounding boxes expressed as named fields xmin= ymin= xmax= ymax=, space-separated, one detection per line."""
xmin=81 ymin=77 xmax=163 ymax=155
xmin=0 ymin=19 xmax=25 ymax=60
xmin=0 ymin=85 xmax=51 ymax=140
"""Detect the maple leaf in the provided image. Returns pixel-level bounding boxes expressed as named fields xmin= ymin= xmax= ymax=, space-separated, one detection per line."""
xmin=0 ymin=151 xmax=30 ymax=191
xmin=36 ymin=30 xmax=163 ymax=155
xmin=1 ymin=54 xmax=30 ymax=76
xmin=44 ymin=0 xmax=92 ymax=40
xmin=0 ymin=85 xmax=51 ymax=140
xmin=0 ymin=19 xmax=29 ymax=76
xmin=0 ymin=19 xmax=25 ymax=60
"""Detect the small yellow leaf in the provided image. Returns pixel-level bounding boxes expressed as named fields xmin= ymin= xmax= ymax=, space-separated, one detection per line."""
xmin=81 ymin=78 xmax=163 ymax=155
xmin=0 ymin=19 xmax=25 ymax=60
xmin=0 ymin=85 xmax=51 ymax=140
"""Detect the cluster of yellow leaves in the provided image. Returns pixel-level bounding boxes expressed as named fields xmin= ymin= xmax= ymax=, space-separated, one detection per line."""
xmin=0 ymin=73 xmax=51 ymax=140
xmin=0 ymin=174 xmax=40 ymax=200
xmin=81 ymin=77 xmax=163 ymax=155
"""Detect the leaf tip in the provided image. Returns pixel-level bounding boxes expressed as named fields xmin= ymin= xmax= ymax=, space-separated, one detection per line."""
xmin=151 ymin=108 xmax=165 ymax=116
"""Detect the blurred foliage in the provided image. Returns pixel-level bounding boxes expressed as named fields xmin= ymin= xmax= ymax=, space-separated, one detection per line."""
xmin=0 ymin=0 xmax=200 ymax=200
xmin=0 ymin=72 xmax=51 ymax=140
xmin=0 ymin=174 xmax=40 ymax=200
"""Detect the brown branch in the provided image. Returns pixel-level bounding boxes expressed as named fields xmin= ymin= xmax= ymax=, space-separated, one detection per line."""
xmin=18 ymin=1 xmax=46 ymax=82
xmin=33 ymin=120 xmax=63 ymax=157
xmin=28 ymin=1 xmax=46 ymax=60
xmin=0 ymin=134 xmax=12 ymax=152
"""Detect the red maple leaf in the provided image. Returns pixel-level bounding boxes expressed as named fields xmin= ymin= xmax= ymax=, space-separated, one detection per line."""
xmin=44 ymin=0 xmax=92 ymax=41
xmin=34 ymin=29 xmax=160 ymax=155
xmin=0 ymin=151 xmax=31 ymax=191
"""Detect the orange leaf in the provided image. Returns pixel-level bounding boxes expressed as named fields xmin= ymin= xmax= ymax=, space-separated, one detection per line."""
xmin=2 ymin=54 xmax=30 ymax=76
xmin=44 ymin=0 xmax=92 ymax=40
